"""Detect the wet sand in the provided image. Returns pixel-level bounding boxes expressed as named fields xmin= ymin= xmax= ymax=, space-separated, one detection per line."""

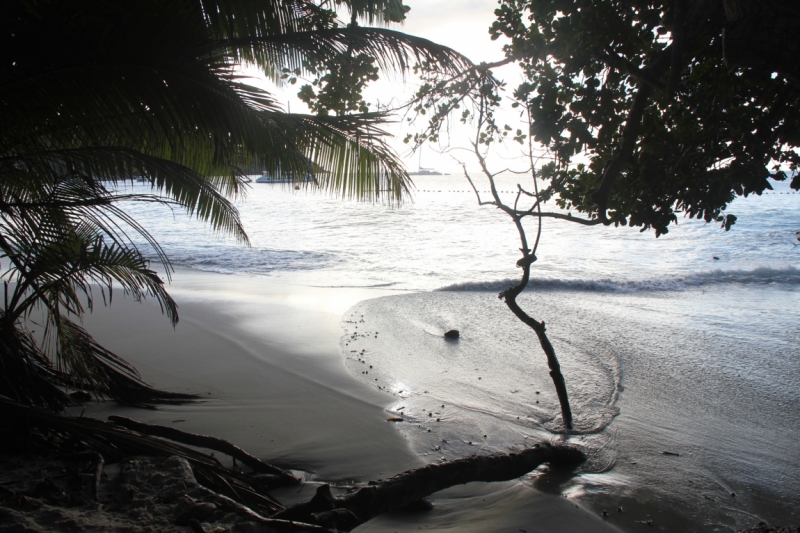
xmin=82 ymin=269 xmax=420 ymax=480
xmin=74 ymin=269 xmax=622 ymax=531
xmin=340 ymin=288 xmax=800 ymax=532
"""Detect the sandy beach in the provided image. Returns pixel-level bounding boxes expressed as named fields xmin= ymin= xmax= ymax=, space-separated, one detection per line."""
xmin=80 ymin=269 xmax=421 ymax=481
xmin=59 ymin=268 xmax=620 ymax=532
xmin=4 ymin=266 xmax=796 ymax=532
xmin=6 ymin=1 xmax=800 ymax=530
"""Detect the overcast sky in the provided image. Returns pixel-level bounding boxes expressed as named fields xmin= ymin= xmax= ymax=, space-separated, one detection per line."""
xmin=370 ymin=0 xmax=531 ymax=174
xmin=402 ymin=0 xmax=504 ymax=63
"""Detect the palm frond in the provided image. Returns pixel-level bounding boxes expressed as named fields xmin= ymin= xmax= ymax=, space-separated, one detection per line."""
xmin=225 ymin=26 xmax=474 ymax=84
xmin=1 ymin=0 xmax=470 ymax=410
xmin=2 ymin=210 xmax=176 ymax=324
xmin=53 ymin=318 xmax=196 ymax=407
xmin=0 ymin=317 xmax=71 ymax=411
xmin=288 ymin=112 xmax=410 ymax=201
xmin=3 ymin=150 xmax=249 ymax=243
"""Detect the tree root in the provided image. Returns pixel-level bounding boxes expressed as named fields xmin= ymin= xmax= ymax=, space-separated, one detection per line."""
xmin=0 ymin=396 xmax=285 ymax=515
xmin=108 ymin=415 xmax=297 ymax=484
xmin=193 ymin=485 xmax=336 ymax=533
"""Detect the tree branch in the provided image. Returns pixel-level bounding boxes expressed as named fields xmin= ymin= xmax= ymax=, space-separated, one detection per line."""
xmin=459 ymin=162 xmax=498 ymax=206
xmin=272 ymin=443 xmax=585 ymax=531
xmin=591 ymin=82 xmax=654 ymax=223
xmin=591 ymin=45 xmax=676 ymax=222
xmin=462 ymin=106 xmax=574 ymax=429
xmin=108 ymin=416 xmax=298 ymax=485
xmin=536 ymin=211 xmax=603 ymax=225
xmin=475 ymin=49 xmax=551 ymax=72
xmin=598 ymin=49 xmax=667 ymax=92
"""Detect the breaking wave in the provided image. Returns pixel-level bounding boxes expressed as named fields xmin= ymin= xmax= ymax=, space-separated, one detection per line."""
xmin=435 ymin=266 xmax=800 ymax=293
xmin=142 ymin=245 xmax=337 ymax=275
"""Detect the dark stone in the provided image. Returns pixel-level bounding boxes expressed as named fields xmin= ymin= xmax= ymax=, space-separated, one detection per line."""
xmin=444 ymin=330 xmax=459 ymax=339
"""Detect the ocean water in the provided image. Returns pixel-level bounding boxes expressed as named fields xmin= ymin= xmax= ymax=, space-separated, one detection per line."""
xmin=121 ymin=174 xmax=799 ymax=292
xmin=121 ymin=174 xmax=799 ymax=531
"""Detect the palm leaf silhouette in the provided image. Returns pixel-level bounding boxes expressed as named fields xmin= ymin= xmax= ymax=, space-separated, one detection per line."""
xmin=1 ymin=0 xmax=470 ymax=408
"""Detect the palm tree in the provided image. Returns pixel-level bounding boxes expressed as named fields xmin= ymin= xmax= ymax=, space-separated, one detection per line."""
xmin=0 ymin=0 xmax=472 ymax=409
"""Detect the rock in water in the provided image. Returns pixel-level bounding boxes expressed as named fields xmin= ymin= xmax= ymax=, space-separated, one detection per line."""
xmin=444 ymin=330 xmax=459 ymax=339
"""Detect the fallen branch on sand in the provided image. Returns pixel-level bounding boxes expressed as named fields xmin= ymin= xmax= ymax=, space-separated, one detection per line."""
xmin=108 ymin=415 xmax=297 ymax=483
xmin=273 ymin=443 xmax=585 ymax=531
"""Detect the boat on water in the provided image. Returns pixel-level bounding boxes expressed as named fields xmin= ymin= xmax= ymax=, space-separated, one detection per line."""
xmin=407 ymin=150 xmax=446 ymax=176
xmin=255 ymin=170 xmax=315 ymax=183
xmin=408 ymin=168 xmax=444 ymax=176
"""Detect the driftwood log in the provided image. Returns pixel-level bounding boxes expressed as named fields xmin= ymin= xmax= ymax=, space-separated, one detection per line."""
xmin=273 ymin=442 xmax=585 ymax=531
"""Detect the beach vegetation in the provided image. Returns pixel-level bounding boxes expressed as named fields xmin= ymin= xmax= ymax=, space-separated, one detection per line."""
xmin=404 ymin=0 xmax=800 ymax=430
xmin=409 ymin=0 xmax=800 ymax=236
xmin=0 ymin=0 xmax=471 ymax=410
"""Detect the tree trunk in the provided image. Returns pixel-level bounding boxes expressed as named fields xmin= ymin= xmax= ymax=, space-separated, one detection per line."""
xmin=503 ymin=296 xmax=574 ymax=429
xmin=273 ymin=442 xmax=585 ymax=531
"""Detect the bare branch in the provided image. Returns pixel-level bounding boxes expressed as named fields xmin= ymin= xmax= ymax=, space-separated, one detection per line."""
xmin=537 ymin=211 xmax=603 ymax=225
xmin=457 ymin=161 xmax=497 ymax=207
xmin=455 ymin=106 xmax=575 ymax=430
xmin=526 ymin=126 xmax=544 ymax=259
xmin=517 ymin=185 xmax=536 ymax=197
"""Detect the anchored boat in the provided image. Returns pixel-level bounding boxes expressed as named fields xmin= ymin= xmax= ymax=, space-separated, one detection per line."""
xmin=255 ymin=170 xmax=315 ymax=183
